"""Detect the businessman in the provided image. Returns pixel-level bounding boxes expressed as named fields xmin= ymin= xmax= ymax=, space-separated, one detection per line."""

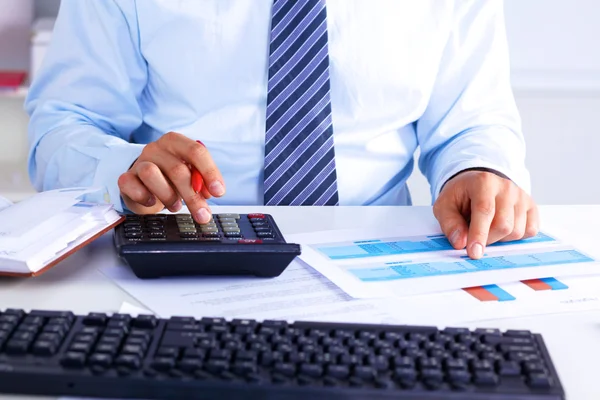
xmin=26 ymin=0 xmax=538 ymax=259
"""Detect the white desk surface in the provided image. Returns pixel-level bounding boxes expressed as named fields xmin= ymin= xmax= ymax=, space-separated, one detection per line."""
xmin=1 ymin=205 xmax=600 ymax=400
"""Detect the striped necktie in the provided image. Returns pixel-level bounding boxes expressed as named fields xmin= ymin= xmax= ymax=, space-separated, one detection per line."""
xmin=263 ymin=0 xmax=339 ymax=206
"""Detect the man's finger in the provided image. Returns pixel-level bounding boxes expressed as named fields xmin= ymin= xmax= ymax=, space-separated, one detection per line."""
xmin=160 ymin=132 xmax=226 ymax=197
xmin=118 ymin=171 xmax=156 ymax=208
xmin=525 ymin=204 xmax=540 ymax=238
xmin=434 ymin=201 xmax=468 ymax=249
xmin=502 ymin=203 xmax=527 ymax=242
xmin=467 ymin=196 xmax=496 ymax=259
xmin=145 ymin=151 xmax=212 ymax=223
xmin=487 ymin=194 xmax=515 ymax=244
xmin=135 ymin=161 xmax=182 ymax=213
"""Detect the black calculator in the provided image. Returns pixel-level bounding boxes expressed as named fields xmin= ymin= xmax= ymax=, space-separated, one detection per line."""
xmin=113 ymin=213 xmax=301 ymax=279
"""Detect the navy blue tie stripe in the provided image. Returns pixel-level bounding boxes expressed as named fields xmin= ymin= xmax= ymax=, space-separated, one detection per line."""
xmin=264 ymin=0 xmax=339 ymax=206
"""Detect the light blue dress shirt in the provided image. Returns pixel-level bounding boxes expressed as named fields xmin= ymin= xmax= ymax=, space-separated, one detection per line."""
xmin=25 ymin=0 xmax=530 ymax=212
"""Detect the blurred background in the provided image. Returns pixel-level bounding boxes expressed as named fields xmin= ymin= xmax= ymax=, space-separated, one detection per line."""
xmin=0 ymin=0 xmax=598 ymax=205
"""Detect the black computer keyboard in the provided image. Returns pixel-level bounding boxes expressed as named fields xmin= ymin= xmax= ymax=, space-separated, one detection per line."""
xmin=0 ymin=309 xmax=564 ymax=399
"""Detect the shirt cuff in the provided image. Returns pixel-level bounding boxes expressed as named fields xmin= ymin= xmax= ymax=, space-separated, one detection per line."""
xmin=92 ymin=142 xmax=144 ymax=212
xmin=433 ymin=159 xmax=530 ymax=202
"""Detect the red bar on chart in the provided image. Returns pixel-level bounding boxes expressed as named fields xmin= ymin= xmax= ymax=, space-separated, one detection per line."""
xmin=464 ymin=285 xmax=516 ymax=302
xmin=521 ymin=279 xmax=552 ymax=291
xmin=522 ymin=277 xmax=568 ymax=291
xmin=464 ymin=286 xmax=498 ymax=301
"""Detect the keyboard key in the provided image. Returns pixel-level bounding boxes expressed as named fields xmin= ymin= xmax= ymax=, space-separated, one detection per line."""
xmin=505 ymin=329 xmax=533 ymax=338
xmin=444 ymin=358 xmax=467 ymax=370
xmin=523 ymin=361 xmax=545 ymax=374
xmin=132 ymin=315 xmax=158 ymax=329
xmin=326 ymin=365 xmax=350 ymax=379
xmin=121 ymin=344 xmax=146 ymax=358
xmin=5 ymin=340 xmax=30 ymax=355
xmin=470 ymin=359 xmax=493 ymax=371
xmin=353 ymin=365 xmax=375 ymax=380
xmin=299 ymin=363 xmax=323 ymax=378
xmin=151 ymin=357 xmax=176 ymax=371
xmin=448 ymin=370 xmax=471 ymax=384
xmin=205 ymin=359 xmax=229 ymax=373
xmin=32 ymin=340 xmax=58 ymax=356
xmin=156 ymin=347 xmax=179 ymax=358
xmin=115 ymin=354 xmax=141 ymax=370
xmin=61 ymin=352 xmax=86 ymax=368
xmin=70 ymin=342 xmax=92 ymax=354
xmin=89 ymin=353 xmax=113 ymax=368
xmin=497 ymin=360 xmax=521 ymax=376
xmin=528 ymin=373 xmax=553 ymax=388
xmin=83 ymin=313 xmax=108 ymax=326
xmin=274 ymin=362 xmax=296 ymax=377
xmin=178 ymin=358 xmax=203 ymax=373
xmin=473 ymin=371 xmax=499 ymax=386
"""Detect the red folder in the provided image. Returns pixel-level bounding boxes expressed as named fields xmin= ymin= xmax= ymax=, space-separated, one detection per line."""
xmin=0 ymin=71 xmax=27 ymax=89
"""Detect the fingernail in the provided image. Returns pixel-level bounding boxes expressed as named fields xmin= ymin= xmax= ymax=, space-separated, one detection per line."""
xmin=449 ymin=229 xmax=460 ymax=245
xmin=145 ymin=196 xmax=156 ymax=207
xmin=196 ymin=208 xmax=211 ymax=224
xmin=171 ymin=199 xmax=182 ymax=212
xmin=209 ymin=181 xmax=225 ymax=196
xmin=471 ymin=243 xmax=483 ymax=259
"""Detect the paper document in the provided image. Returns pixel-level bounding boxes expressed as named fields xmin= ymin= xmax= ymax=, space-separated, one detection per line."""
xmin=0 ymin=187 xmax=101 ymax=237
xmin=380 ymin=274 xmax=600 ymax=326
xmin=101 ymin=260 xmax=400 ymax=325
xmin=290 ymin=228 xmax=599 ymax=298
xmin=0 ymin=195 xmax=12 ymax=212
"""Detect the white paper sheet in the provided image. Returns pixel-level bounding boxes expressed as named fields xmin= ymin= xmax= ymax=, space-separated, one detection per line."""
xmin=101 ymin=259 xmax=401 ymax=325
xmin=0 ymin=187 xmax=101 ymax=237
xmin=376 ymin=274 xmax=600 ymax=326
xmin=0 ymin=195 xmax=12 ymax=212
xmin=290 ymin=228 xmax=600 ymax=298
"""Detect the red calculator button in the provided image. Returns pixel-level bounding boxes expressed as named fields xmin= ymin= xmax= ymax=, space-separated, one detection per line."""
xmin=247 ymin=213 xmax=265 ymax=219
xmin=238 ymin=239 xmax=263 ymax=244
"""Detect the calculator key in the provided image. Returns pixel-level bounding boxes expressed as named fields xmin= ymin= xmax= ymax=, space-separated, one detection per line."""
xmin=145 ymin=215 xmax=167 ymax=220
xmin=124 ymin=226 xmax=142 ymax=232
xmin=178 ymin=226 xmax=197 ymax=233
xmin=249 ymin=218 xmax=265 ymax=223
xmin=199 ymin=238 xmax=222 ymax=242
xmin=247 ymin=213 xmax=265 ymax=219
xmin=251 ymin=222 xmax=269 ymax=228
xmin=238 ymin=239 xmax=263 ymax=244
xmin=175 ymin=215 xmax=193 ymax=221
xmin=219 ymin=218 xmax=237 ymax=224
xmin=200 ymin=227 xmax=219 ymax=233
xmin=180 ymin=232 xmax=199 ymax=239
xmin=125 ymin=232 xmax=142 ymax=239
xmin=254 ymin=227 xmax=272 ymax=233
xmin=257 ymin=232 xmax=274 ymax=238
xmin=148 ymin=232 xmax=166 ymax=239
xmin=225 ymin=232 xmax=242 ymax=238
xmin=222 ymin=226 xmax=240 ymax=232
xmin=217 ymin=214 xmax=240 ymax=219
xmin=202 ymin=232 xmax=220 ymax=238
xmin=219 ymin=222 xmax=238 ymax=227
xmin=177 ymin=221 xmax=196 ymax=227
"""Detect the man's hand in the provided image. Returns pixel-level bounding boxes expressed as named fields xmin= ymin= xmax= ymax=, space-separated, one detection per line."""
xmin=117 ymin=132 xmax=226 ymax=224
xmin=433 ymin=170 xmax=539 ymax=259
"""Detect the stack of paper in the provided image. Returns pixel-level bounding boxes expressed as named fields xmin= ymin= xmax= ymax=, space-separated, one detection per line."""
xmin=0 ymin=188 xmax=123 ymax=276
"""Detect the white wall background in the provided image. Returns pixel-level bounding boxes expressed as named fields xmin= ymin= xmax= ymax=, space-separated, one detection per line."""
xmin=1 ymin=0 xmax=599 ymax=204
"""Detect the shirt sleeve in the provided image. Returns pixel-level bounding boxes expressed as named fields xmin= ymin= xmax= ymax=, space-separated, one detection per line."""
xmin=25 ymin=0 xmax=147 ymax=211
xmin=416 ymin=0 xmax=531 ymax=203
